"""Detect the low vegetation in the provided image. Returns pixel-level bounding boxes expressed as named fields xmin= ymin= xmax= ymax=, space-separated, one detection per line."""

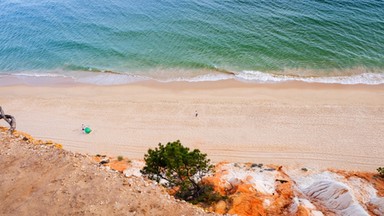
xmin=377 ymin=167 xmax=384 ymax=177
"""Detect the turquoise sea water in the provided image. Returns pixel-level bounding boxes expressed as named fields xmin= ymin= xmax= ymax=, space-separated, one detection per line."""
xmin=0 ymin=0 xmax=383 ymax=85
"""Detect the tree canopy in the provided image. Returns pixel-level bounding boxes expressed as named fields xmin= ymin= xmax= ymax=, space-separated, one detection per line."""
xmin=141 ymin=140 xmax=215 ymax=201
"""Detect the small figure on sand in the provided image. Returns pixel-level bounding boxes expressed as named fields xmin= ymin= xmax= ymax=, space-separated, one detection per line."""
xmin=82 ymin=124 xmax=92 ymax=134
xmin=195 ymin=110 xmax=198 ymax=117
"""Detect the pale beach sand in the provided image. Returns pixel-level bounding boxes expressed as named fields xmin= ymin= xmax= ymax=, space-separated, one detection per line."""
xmin=0 ymin=80 xmax=383 ymax=171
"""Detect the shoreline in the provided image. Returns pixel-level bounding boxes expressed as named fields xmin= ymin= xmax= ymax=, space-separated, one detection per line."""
xmin=1 ymin=69 xmax=384 ymax=86
xmin=1 ymin=80 xmax=383 ymax=171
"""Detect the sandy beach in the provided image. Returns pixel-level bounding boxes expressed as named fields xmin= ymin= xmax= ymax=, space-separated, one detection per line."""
xmin=0 ymin=80 xmax=383 ymax=171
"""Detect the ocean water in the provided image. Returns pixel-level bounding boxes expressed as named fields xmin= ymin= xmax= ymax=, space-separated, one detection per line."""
xmin=0 ymin=0 xmax=383 ymax=85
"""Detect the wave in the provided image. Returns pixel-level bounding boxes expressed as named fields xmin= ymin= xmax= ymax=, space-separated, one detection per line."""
xmin=0 ymin=69 xmax=383 ymax=86
xmin=0 ymin=70 xmax=145 ymax=86
xmin=11 ymin=72 xmax=70 ymax=78
xmin=234 ymin=70 xmax=384 ymax=85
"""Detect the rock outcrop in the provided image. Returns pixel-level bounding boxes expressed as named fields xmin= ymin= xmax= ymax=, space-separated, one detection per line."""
xmin=1 ymin=127 xmax=383 ymax=216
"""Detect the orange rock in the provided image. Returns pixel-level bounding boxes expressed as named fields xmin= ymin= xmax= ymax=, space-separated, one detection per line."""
xmin=213 ymin=200 xmax=227 ymax=214
xmin=202 ymin=171 xmax=229 ymax=196
xmin=203 ymin=163 xmax=298 ymax=215
xmin=108 ymin=159 xmax=129 ymax=172
xmin=92 ymin=156 xmax=102 ymax=163
xmin=267 ymin=181 xmax=294 ymax=215
xmin=296 ymin=205 xmax=311 ymax=216
xmin=167 ymin=186 xmax=179 ymax=196
xmin=227 ymin=193 xmax=266 ymax=216
xmin=11 ymin=130 xmax=63 ymax=149
xmin=236 ymin=184 xmax=256 ymax=194
xmin=332 ymin=169 xmax=384 ymax=197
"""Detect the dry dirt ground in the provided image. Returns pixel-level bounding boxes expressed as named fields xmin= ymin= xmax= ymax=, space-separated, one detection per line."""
xmin=0 ymin=128 xmax=212 ymax=216
xmin=2 ymin=126 xmax=383 ymax=216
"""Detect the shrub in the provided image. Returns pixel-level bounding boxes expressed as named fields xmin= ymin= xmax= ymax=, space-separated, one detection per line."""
xmin=378 ymin=167 xmax=384 ymax=177
xmin=190 ymin=184 xmax=228 ymax=205
xmin=141 ymin=140 xmax=221 ymax=203
xmin=117 ymin=155 xmax=124 ymax=161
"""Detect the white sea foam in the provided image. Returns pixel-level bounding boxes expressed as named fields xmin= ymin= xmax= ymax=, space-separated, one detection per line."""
xmin=1 ymin=70 xmax=384 ymax=85
xmin=12 ymin=72 xmax=70 ymax=78
xmin=143 ymin=70 xmax=384 ymax=85
xmin=0 ymin=71 xmax=146 ymax=86
xmin=75 ymin=73 xmax=146 ymax=85
xmin=157 ymin=73 xmax=233 ymax=83
xmin=0 ymin=72 xmax=76 ymax=86
xmin=235 ymin=70 xmax=384 ymax=85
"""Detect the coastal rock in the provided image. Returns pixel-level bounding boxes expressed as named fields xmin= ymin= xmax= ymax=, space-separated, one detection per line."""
xmin=99 ymin=158 xmax=110 ymax=165
xmin=204 ymin=162 xmax=296 ymax=215
xmin=123 ymin=160 xmax=144 ymax=178
xmin=215 ymin=163 xmax=277 ymax=195
xmin=227 ymin=193 xmax=265 ymax=216
xmin=211 ymin=200 xmax=227 ymax=214
xmin=369 ymin=197 xmax=384 ymax=215
xmin=286 ymin=168 xmax=384 ymax=216
xmin=290 ymin=198 xmax=324 ymax=216
xmin=303 ymin=180 xmax=369 ymax=215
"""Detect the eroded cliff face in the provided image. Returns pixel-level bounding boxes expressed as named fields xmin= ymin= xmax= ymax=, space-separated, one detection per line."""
xmin=4 ymin=128 xmax=383 ymax=215
xmin=200 ymin=163 xmax=384 ymax=216
xmin=287 ymin=168 xmax=383 ymax=216
xmin=101 ymin=158 xmax=383 ymax=216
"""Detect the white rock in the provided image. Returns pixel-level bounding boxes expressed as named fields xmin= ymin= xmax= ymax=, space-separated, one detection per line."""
xmin=124 ymin=168 xmax=142 ymax=177
xmin=217 ymin=163 xmax=277 ymax=194
xmin=311 ymin=210 xmax=325 ymax=216
xmin=262 ymin=199 xmax=271 ymax=208
xmin=287 ymin=169 xmax=381 ymax=216
xmin=347 ymin=177 xmax=377 ymax=203
xmin=303 ymin=180 xmax=369 ymax=216
xmin=290 ymin=197 xmax=323 ymax=216
xmin=369 ymin=197 xmax=384 ymax=215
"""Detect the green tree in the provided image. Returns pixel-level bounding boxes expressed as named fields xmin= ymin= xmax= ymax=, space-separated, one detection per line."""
xmin=141 ymin=140 xmax=215 ymax=202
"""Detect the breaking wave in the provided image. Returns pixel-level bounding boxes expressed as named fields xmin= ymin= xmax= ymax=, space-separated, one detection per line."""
xmin=0 ymin=69 xmax=383 ymax=86
xmin=234 ymin=71 xmax=384 ymax=85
